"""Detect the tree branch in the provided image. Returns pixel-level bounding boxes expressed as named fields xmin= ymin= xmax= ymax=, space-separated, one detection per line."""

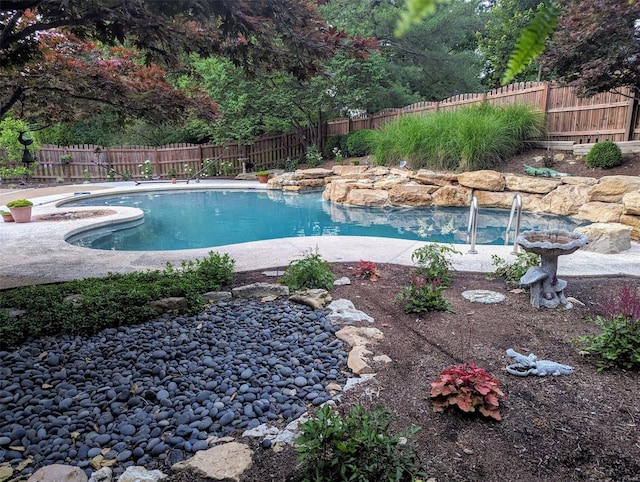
xmin=0 ymin=86 xmax=24 ymax=119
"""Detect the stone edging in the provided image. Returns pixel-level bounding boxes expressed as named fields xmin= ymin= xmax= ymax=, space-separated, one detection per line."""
xmin=265 ymin=165 xmax=640 ymax=241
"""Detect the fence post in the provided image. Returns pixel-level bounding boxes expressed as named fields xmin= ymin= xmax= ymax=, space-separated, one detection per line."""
xmin=623 ymin=88 xmax=636 ymax=141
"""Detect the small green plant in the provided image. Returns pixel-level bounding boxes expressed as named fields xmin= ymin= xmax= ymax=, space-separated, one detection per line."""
xmin=183 ymin=163 xmax=195 ymax=177
xmin=167 ymin=167 xmax=178 ymax=178
xmin=139 ymin=159 xmax=153 ymax=178
xmin=332 ymin=147 xmax=344 ymax=165
xmin=256 ymin=170 xmax=270 ymax=176
xmin=106 ymin=170 xmax=116 ymax=181
xmin=121 ymin=170 xmax=132 ymax=181
xmin=487 ymin=252 xmax=540 ymax=288
xmin=295 ymin=404 xmax=425 ymax=482
xmin=83 ymin=169 xmax=91 ymax=181
xmin=431 ymin=363 xmax=505 ymax=420
xmin=59 ymin=154 xmax=72 ymax=164
xmin=6 ymin=199 xmax=33 ymax=208
xmin=397 ymin=244 xmax=459 ymax=313
xmin=305 ymin=145 xmax=323 ymax=168
xmin=352 ymin=260 xmax=380 ymax=281
xmin=573 ymin=285 xmax=640 ymax=371
xmin=398 ymin=275 xmax=452 ymax=313
xmin=279 ymin=248 xmax=334 ymax=291
xmin=585 ymin=141 xmax=623 ymax=169
xmin=410 ymin=244 xmax=460 ymax=287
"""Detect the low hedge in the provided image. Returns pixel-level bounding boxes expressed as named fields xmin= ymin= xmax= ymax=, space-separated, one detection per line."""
xmin=0 ymin=252 xmax=235 ymax=348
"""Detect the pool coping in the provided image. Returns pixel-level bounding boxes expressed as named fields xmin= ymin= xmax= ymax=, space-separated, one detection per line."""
xmin=1 ymin=180 xmax=639 ymax=289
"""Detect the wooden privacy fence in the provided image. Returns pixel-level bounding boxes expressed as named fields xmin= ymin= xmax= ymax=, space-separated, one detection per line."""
xmin=327 ymin=82 xmax=638 ymax=145
xmin=23 ymin=82 xmax=640 ymax=183
xmin=32 ymin=130 xmax=311 ymax=183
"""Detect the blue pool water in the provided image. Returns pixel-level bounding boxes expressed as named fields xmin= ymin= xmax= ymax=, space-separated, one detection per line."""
xmin=64 ymin=190 xmax=586 ymax=251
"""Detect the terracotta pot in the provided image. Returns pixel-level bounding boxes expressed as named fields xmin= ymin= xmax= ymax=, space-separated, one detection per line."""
xmin=171 ymin=178 xmax=177 ymax=184
xmin=1 ymin=213 xmax=14 ymax=223
xmin=8 ymin=206 xmax=32 ymax=223
xmin=257 ymin=174 xmax=269 ymax=183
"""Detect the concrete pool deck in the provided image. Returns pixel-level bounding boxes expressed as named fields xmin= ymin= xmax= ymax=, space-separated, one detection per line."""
xmin=1 ymin=180 xmax=639 ymax=289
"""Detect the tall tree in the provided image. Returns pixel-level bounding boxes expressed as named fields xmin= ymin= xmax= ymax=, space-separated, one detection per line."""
xmin=477 ymin=0 xmax=543 ymax=88
xmin=541 ymin=0 xmax=640 ymax=98
xmin=1 ymin=0 xmax=371 ymax=124
xmin=320 ymin=0 xmax=485 ymax=101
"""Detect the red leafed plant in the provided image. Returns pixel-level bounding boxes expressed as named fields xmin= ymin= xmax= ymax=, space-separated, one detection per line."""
xmin=430 ymin=363 xmax=505 ymax=421
xmin=352 ymin=260 xmax=380 ymax=281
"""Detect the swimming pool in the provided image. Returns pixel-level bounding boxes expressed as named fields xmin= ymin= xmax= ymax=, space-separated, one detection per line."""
xmin=64 ymin=190 xmax=586 ymax=251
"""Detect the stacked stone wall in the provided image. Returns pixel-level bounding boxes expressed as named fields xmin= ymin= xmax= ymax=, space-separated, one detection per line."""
xmin=267 ymin=167 xmax=640 ymax=241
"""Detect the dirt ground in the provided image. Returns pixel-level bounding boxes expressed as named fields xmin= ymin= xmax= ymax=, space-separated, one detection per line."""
xmin=168 ymin=148 xmax=640 ymax=482
xmin=162 ymin=265 xmax=640 ymax=482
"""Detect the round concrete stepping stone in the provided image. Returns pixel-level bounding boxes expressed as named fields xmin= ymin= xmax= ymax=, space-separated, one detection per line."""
xmin=461 ymin=289 xmax=506 ymax=304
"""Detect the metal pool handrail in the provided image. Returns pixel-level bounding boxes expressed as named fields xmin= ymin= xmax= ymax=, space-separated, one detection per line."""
xmin=505 ymin=193 xmax=523 ymax=254
xmin=466 ymin=195 xmax=479 ymax=254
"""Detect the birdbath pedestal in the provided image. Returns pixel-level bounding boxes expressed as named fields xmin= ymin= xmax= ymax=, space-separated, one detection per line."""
xmin=516 ymin=230 xmax=588 ymax=309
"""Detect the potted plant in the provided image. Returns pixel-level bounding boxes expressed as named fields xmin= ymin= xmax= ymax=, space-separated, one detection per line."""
xmin=6 ymin=199 xmax=33 ymax=223
xmin=1 ymin=210 xmax=14 ymax=222
xmin=59 ymin=154 xmax=72 ymax=164
xmin=256 ymin=170 xmax=270 ymax=183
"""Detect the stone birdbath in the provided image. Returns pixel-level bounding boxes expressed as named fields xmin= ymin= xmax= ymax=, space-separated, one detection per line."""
xmin=516 ymin=229 xmax=588 ymax=309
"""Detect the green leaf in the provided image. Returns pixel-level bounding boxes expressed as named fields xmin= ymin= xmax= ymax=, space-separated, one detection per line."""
xmin=395 ymin=0 xmax=446 ymax=36
xmin=502 ymin=2 xmax=561 ymax=84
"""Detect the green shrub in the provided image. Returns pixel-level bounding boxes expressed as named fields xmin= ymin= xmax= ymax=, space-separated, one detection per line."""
xmin=410 ymin=244 xmax=460 ymax=287
xmin=345 ymin=129 xmax=377 ymax=157
xmin=573 ymin=285 xmax=640 ymax=371
xmin=295 ymin=404 xmax=425 ymax=482
xmin=279 ymin=249 xmax=334 ymax=291
xmin=323 ymin=135 xmax=347 ymax=159
xmin=487 ymin=252 xmax=540 ymax=289
xmin=6 ymin=199 xmax=33 ymax=208
xmin=305 ymin=145 xmax=323 ymax=168
xmin=397 ymin=244 xmax=459 ymax=313
xmin=0 ymin=251 xmax=235 ymax=348
xmin=585 ymin=141 xmax=623 ymax=169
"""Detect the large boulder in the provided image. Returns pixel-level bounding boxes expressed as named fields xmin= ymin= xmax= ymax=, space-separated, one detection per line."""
xmin=294 ymin=168 xmax=334 ymax=179
xmin=232 ymin=283 xmax=289 ymax=299
xmin=336 ymin=326 xmax=384 ymax=347
xmin=322 ymin=179 xmax=356 ymax=203
xmin=388 ymin=184 xmax=435 ymax=206
xmin=576 ymin=202 xmax=623 ymax=223
xmin=411 ymin=170 xmax=458 ymax=186
xmin=575 ymin=223 xmax=632 ymax=254
xmin=540 ymin=184 xmax=591 ymax=216
xmin=457 ymin=170 xmax=505 ymax=191
xmin=622 ymin=191 xmax=640 ymax=215
xmin=28 ymin=465 xmax=88 ymax=482
xmin=474 ymin=190 xmax=541 ymax=211
xmin=620 ymin=214 xmax=640 ymax=241
xmin=332 ymin=165 xmax=369 ymax=176
xmin=561 ymin=176 xmax=598 ymax=186
xmin=505 ymin=174 xmax=562 ymax=194
xmin=588 ymin=176 xmax=640 ymax=203
xmin=172 ymin=442 xmax=253 ymax=482
xmin=345 ymin=188 xmax=389 ymax=207
xmin=432 ymin=185 xmax=472 ymax=207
